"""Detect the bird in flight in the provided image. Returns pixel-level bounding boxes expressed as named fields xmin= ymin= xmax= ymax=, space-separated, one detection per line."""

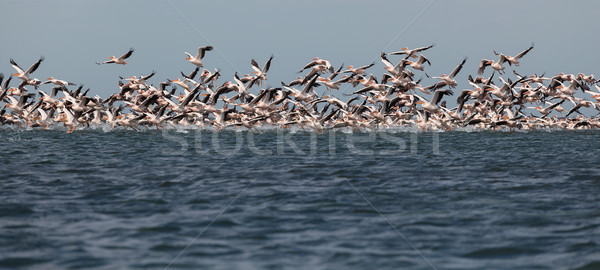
xmin=96 ymin=48 xmax=134 ymax=65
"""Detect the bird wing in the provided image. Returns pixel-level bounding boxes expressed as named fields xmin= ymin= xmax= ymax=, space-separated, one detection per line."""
xmin=449 ymin=57 xmax=467 ymax=78
xmin=351 ymin=85 xmax=375 ymax=95
xmin=299 ymin=61 xmax=318 ymax=72
xmin=263 ymin=55 xmax=274 ymax=72
xmin=328 ymin=63 xmax=345 ymax=80
xmin=478 ymin=59 xmax=491 ymax=75
xmin=96 ymin=60 xmax=116 ymax=65
xmin=250 ymin=58 xmax=262 ymax=73
xmin=417 ymin=55 xmax=430 ymax=65
xmin=233 ymin=73 xmax=248 ymax=93
xmin=565 ymin=103 xmax=582 ymax=117
xmin=141 ymin=70 xmax=156 ymax=81
xmin=301 ymin=75 xmax=319 ymax=95
xmin=9 ymin=59 xmax=25 ymax=74
xmin=198 ymin=46 xmax=213 ymax=59
xmin=498 ymin=54 xmax=508 ymax=64
xmin=380 ymin=52 xmax=394 ymax=69
xmin=358 ymin=62 xmax=375 ymax=70
xmin=26 ymin=56 xmax=45 ymax=75
xmin=119 ymin=48 xmax=134 ymax=60
xmin=388 ymin=49 xmax=407 ymax=55
xmin=414 ymin=44 xmax=435 ymax=52
xmin=515 ymin=42 xmax=534 ymax=59
xmin=432 ymin=89 xmax=454 ymax=105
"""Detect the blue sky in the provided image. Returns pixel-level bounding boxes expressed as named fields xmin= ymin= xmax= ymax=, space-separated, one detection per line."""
xmin=1 ymin=0 xmax=598 ymax=98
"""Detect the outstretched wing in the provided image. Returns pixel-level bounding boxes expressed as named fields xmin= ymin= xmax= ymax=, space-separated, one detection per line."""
xmin=263 ymin=55 xmax=274 ymax=73
xmin=26 ymin=56 xmax=45 ymax=75
xmin=9 ymin=59 xmax=25 ymax=74
xmin=515 ymin=42 xmax=534 ymax=59
xmin=449 ymin=57 xmax=467 ymax=78
xmin=198 ymin=46 xmax=213 ymax=59
xmin=119 ymin=48 xmax=135 ymax=60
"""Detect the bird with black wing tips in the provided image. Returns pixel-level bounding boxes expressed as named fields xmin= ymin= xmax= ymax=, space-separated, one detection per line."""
xmin=96 ymin=48 xmax=134 ymax=65
xmin=10 ymin=56 xmax=44 ymax=86
xmin=341 ymin=62 xmax=375 ymax=76
xmin=496 ymin=42 xmax=534 ymax=67
xmin=415 ymin=89 xmax=454 ymax=113
xmin=428 ymin=57 xmax=467 ymax=88
xmin=249 ymin=54 xmax=273 ymax=87
xmin=389 ymin=44 xmax=435 ymax=59
xmin=184 ymin=46 xmax=213 ymax=67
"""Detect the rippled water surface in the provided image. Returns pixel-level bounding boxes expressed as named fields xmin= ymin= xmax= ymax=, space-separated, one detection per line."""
xmin=1 ymin=128 xmax=599 ymax=269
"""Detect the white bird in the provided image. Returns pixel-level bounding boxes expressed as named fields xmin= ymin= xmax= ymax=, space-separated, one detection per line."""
xmin=249 ymin=55 xmax=273 ymax=87
xmin=184 ymin=46 xmax=213 ymax=67
xmin=478 ymin=54 xmax=509 ymax=75
xmin=389 ymin=44 xmax=435 ymax=59
xmin=430 ymin=57 xmax=467 ymax=88
xmin=406 ymin=54 xmax=431 ymax=71
xmin=96 ymin=48 xmax=134 ymax=65
xmin=496 ymin=43 xmax=534 ymax=67
xmin=10 ymin=56 xmax=44 ymax=82
xmin=415 ymin=89 xmax=454 ymax=113
xmin=41 ymin=77 xmax=76 ymax=86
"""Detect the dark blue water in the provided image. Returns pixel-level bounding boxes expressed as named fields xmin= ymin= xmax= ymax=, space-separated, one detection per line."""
xmin=1 ymin=128 xmax=599 ymax=269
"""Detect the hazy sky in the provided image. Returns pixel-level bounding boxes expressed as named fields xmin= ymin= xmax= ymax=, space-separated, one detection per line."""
xmin=1 ymin=0 xmax=598 ymax=98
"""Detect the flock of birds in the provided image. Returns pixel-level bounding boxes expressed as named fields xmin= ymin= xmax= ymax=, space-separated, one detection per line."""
xmin=2 ymin=43 xmax=600 ymax=133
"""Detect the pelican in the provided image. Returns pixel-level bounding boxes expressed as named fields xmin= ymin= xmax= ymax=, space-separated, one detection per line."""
xmin=496 ymin=43 xmax=534 ymax=67
xmin=415 ymin=89 xmax=454 ymax=113
xmin=96 ymin=48 xmax=134 ymax=65
xmin=389 ymin=44 xmax=435 ymax=59
xmin=528 ymin=100 xmax=564 ymax=117
xmin=430 ymin=57 xmax=467 ymax=88
xmin=40 ymin=77 xmax=76 ymax=86
xmin=299 ymin=57 xmax=333 ymax=73
xmin=406 ymin=54 xmax=431 ymax=71
xmin=478 ymin=54 xmax=509 ymax=75
xmin=341 ymin=63 xmax=375 ymax=75
xmin=184 ymin=46 xmax=213 ymax=67
xmin=318 ymin=72 xmax=354 ymax=91
xmin=249 ymin=55 xmax=273 ymax=87
xmin=10 ymin=56 xmax=44 ymax=82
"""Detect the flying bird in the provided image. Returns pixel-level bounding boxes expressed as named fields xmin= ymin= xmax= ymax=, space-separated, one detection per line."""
xmin=10 ymin=56 xmax=45 ymax=82
xmin=184 ymin=46 xmax=213 ymax=67
xmin=96 ymin=48 xmax=134 ymax=65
